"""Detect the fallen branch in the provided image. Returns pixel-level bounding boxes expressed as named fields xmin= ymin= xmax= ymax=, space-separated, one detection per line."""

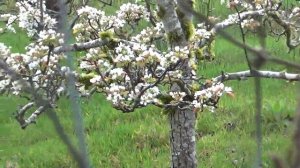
xmin=213 ymin=70 xmax=300 ymax=82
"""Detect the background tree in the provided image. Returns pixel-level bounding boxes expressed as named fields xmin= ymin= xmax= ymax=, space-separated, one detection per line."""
xmin=0 ymin=0 xmax=300 ymax=167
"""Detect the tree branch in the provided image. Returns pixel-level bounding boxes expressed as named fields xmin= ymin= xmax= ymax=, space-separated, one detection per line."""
xmin=213 ymin=70 xmax=300 ymax=82
xmin=53 ymin=38 xmax=109 ymax=54
xmin=267 ymin=11 xmax=300 ymax=51
xmin=212 ymin=9 xmax=265 ymax=33
xmin=21 ymin=105 xmax=49 ymax=129
xmin=15 ymin=102 xmax=35 ymax=126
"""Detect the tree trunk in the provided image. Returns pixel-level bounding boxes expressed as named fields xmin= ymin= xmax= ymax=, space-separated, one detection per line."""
xmin=157 ymin=0 xmax=196 ymax=167
xmin=170 ymin=107 xmax=197 ymax=168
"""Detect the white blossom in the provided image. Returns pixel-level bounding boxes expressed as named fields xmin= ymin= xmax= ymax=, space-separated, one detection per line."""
xmin=109 ymin=68 xmax=126 ymax=80
xmin=90 ymin=75 xmax=102 ymax=84
xmin=169 ymin=92 xmax=186 ymax=101
xmin=117 ymin=3 xmax=149 ymax=24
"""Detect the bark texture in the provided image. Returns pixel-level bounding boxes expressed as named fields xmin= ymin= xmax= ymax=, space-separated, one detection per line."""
xmin=157 ymin=0 xmax=186 ymax=47
xmin=170 ymin=106 xmax=197 ymax=168
xmin=157 ymin=0 xmax=197 ymax=167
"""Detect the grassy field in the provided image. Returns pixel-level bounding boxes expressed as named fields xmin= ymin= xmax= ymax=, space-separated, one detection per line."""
xmin=1 ymin=1 xmax=300 ymax=168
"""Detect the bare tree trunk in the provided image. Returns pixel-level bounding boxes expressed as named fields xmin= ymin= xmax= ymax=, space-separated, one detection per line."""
xmin=157 ymin=0 xmax=197 ymax=167
xmin=170 ymin=107 xmax=197 ymax=168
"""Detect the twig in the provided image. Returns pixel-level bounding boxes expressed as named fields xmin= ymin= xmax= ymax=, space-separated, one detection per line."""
xmin=234 ymin=6 xmax=252 ymax=70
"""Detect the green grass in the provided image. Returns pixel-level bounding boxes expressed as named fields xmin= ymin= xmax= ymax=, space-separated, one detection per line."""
xmin=1 ymin=1 xmax=300 ymax=168
xmin=0 ymin=31 xmax=298 ymax=167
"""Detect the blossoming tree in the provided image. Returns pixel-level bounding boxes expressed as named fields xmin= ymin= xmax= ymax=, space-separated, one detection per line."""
xmin=0 ymin=0 xmax=300 ymax=167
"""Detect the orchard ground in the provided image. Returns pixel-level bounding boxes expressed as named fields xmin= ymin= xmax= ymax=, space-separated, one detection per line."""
xmin=1 ymin=1 xmax=300 ymax=167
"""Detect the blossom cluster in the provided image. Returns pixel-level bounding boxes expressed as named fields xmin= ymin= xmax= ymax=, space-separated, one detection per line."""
xmin=74 ymin=7 xmax=115 ymax=41
xmin=117 ymin=3 xmax=150 ymax=24
xmin=165 ymin=46 xmax=189 ymax=64
xmin=73 ymin=3 xmax=234 ymax=111
xmin=0 ymin=28 xmax=66 ymax=97
xmin=192 ymin=25 xmax=212 ymax=48
xmin=74 ymin=6 xmax=126 ymax=41
xmin=78 ymin=28 xmax=229 ymax=112
xmin=193 ymin=82 xmax=233 ymax=112
xmin=241 ymin=18 xmax=260 ymax=30
xmin=0 ymin=0 xmax=299 ymax=130
xmin=79 ymin=41 xmax=190 ymax=109
xmin=0 ymin=1 xmax=235 ymax=114
xmin=73 ymin=3 xmax=149 ymax=42
xmin=220 ymin=0 xmax=282 ymax=10
xmin=132 ymin=22 xmax=164 ymax=43
xmin=4 ymin=0 xmax=58 ymax=36
xmin=0 ymin=14 xmax=17 ymax=33
xmin=169 ymin=92 xmax=186 ymax=101
xmin=0 ymin=43 xmax=10 ymax=57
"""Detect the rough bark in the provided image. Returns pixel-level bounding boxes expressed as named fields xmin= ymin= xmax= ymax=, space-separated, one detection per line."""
xmin=157 ymin=0 xmax=187 ymax=47
xmin=157 ymin=0 xmax=197 ymax=167
xmin=170 ymin=106 xmax=197 ymax=168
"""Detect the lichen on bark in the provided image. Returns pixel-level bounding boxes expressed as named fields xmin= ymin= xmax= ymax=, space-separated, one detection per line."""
xmin=157 ymin=0 xmax=198 ymax=167
xmin=176 ymin=6 xmax=195 ymax=41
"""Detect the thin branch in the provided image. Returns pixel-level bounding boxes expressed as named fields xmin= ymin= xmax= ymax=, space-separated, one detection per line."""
xmin=173 ymin=79 xmax=192 ymax=96
xmin=177 ymin=3 xmax=300 ymax=71
xmin=292 ymin=95 xmax=300 ymax=168
xmin=234 ymin=6 xmax=252 ymax=70
xmin=268 ymin=56 xmax=300 ymax=70
xmin=255 ymin=15 xmax=268 ymax=167
xmin=53 ymin=38 xmax=109 ymax=54
xmin=212 ymin=9 xmax=265 ymax=33
xmin=46 ymin=109 xmax=83 ymax=166
xmin=42 ymin=45 xmax=54 ymax=74
xmin=164 ymin=101 xmax=191 ymax=109
xmin=213 ymin=70 xmax=300 ymax=82
xmin=0 ymin=60 xmax=82 ymax=167
xmin=40 ymin=0 xmax=44 ymax=27
xmin=58 ymin=0 xmax=90 ymax=167
xmin=15 ymin=102 xmax=35 ymax=126
xmin=145 ymin=0 xmax=156 ymax=26
xmin=268 ymin=12 xmax=300 ymax=51
xmin=254 ymin=74 xmax=263 ymax=168
xmin=21 ymin=105 xmax=48 ymax=129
